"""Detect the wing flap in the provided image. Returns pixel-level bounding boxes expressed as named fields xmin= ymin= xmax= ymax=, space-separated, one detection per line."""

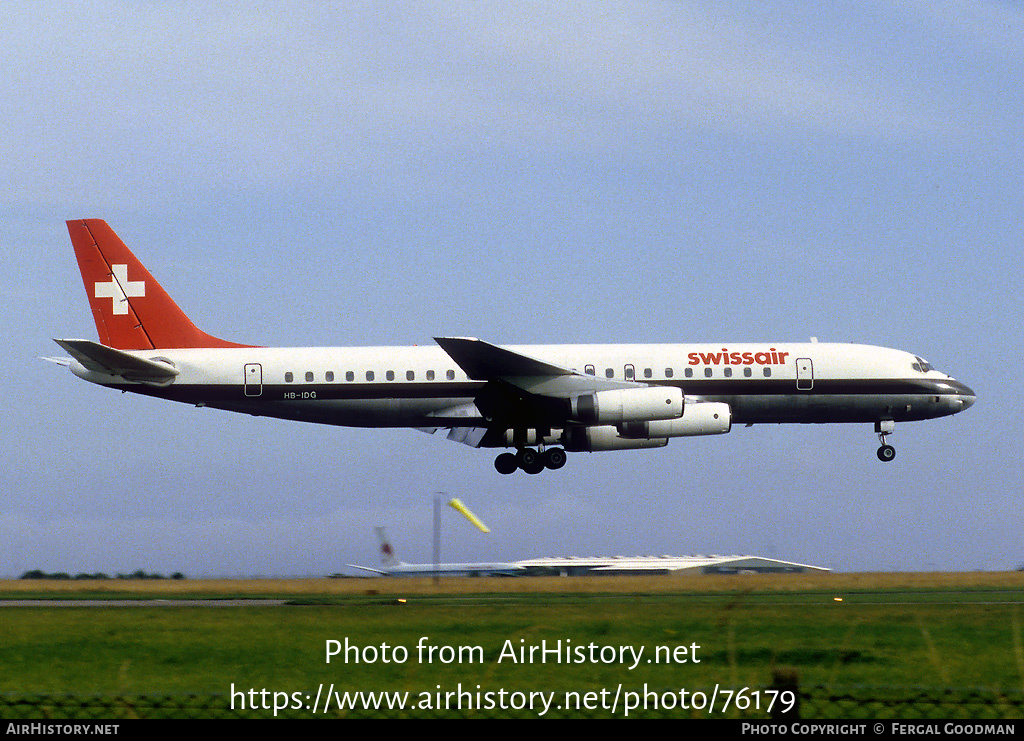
xmin=446 ymin=426 xmax=489 ymax=447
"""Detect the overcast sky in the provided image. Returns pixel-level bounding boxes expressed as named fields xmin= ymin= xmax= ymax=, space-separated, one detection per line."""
xmin=2 ymin=1 xmax=1020 ymax=576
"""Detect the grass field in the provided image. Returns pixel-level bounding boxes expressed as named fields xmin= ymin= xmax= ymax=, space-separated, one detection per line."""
xmin=2 ymin=572 xmax=1023 ymax=718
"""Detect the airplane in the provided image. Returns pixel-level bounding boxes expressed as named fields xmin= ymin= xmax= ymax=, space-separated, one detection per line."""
xmin=346 ymin=528 xmax=524 ymax=577
xmin=50 ymin=219 xmax=976 ymax=474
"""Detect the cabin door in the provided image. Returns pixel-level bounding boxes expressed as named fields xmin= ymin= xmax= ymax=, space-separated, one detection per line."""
xmin=244 ymin=363 xmax=263 ymax=397
xmin=796 ymin=358 xmax=813 ymax=391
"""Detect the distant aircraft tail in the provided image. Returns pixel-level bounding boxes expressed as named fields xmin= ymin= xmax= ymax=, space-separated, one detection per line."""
xmin=66 ymin=219 xmax=249 ymax=350
xmin=375 ymin=527 xmax=401 ymax=568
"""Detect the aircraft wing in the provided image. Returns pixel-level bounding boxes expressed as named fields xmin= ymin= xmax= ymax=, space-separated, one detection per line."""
xmin=433 ymin=337 xmax=673 ymax=441
xmin=53 ymin=339 xmax=179 ymax=382
xmin=344 ymin=564 xmax=388 ymax=576
xmin=434 ymin=336 xmax=569 ymax=379
xmin=433 ymin=336 xmax=637 ymax=398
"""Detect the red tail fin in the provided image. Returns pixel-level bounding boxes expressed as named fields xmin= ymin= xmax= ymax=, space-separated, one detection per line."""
xmin=67 ymin=219 xmax=250 ymax=350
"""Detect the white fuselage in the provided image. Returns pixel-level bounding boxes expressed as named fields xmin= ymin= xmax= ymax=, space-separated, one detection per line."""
xmin=71 ymin=341 xmax=974 ymax=435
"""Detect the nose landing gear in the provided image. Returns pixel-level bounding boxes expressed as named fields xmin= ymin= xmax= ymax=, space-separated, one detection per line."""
xmin=875 ymin=420 xmax=896 ymax=462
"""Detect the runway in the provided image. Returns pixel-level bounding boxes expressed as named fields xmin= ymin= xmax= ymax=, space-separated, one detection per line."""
xmin=0 ymin=599 xmax=288 ymax=607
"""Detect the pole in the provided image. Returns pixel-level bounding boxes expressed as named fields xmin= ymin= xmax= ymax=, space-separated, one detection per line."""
xmin=433 ymin=492 xmax=441 ymax=587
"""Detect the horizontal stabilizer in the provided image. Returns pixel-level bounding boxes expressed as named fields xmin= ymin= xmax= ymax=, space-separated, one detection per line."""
xmin=53 ymin=339 xmax=179 ymax=381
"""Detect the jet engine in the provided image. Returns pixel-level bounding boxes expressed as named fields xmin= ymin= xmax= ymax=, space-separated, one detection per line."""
xmin=617 ymin=402 xmax=731 ymax=438
xmin=570 ymin=386 xmax=683 ymax=425
xmin=562 ymin=425 xmax=669 ymax=452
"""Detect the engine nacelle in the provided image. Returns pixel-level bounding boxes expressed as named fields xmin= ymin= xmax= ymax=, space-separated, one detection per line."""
xmin=570 ymin=386 xmax=683 ymax=425
xmin=617 ymin=402 xmax=732 ymax=438
xmin=562 ymin=425 xmax=668 ymax=452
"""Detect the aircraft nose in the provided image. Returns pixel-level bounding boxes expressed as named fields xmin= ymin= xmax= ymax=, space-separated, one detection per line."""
xmin=956 ymin=383 xmax=976 ymax=411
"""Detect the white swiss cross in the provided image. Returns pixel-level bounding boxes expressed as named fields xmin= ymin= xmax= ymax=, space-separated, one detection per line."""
xmin=94 ymin=264 xmax=145 ymax=315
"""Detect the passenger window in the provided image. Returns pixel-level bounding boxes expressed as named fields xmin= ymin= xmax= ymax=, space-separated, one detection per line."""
xmin=605 ymin=368 xmax=614 ymax=378
xmin=665 ymin=368 xmax=674 ymax=378
xmin=386 ymin=370 xmax=395 ymax=381
xmin=624 ymin=364 xmax=635 ymax=380
xmin=644 ymin=368 xmax=652 ymax=379
xmin=704 ymin=368 xmax=713 ymax=378
xmin=426 ymin=370 xmax=435 ymax=380
xmin=684 ymin=368 xmax=693 ymax=378
xmin=407 ymin=370 xmax=415 ymax=381
xmin=345 ymin=371 xmax=354 ymax=382
xmin=585 ymin=365 xmax=595 ymax=376
xmin=285 ymin=372 xmax=293 ymax=383
xmin=366 ymin=371 xmax=375 ymax=381
xmin=447 ymin=369 xmax=455 ymax=380
xmin=305 ymin=371 xmax=314 ymax=382
xmin=724 ymin=368 xmax=732 ymax=378
xmin=325 ymin=371 xmax=335 ymax=382
xmin=743 ymin=367 xmax=752 ymax=377
xmin=763 ymin=367 xmax=771 ymax=377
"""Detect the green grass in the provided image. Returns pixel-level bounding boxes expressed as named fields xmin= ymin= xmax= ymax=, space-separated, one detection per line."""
xmin=3 ymin=576 xmax=1024 ymax=717
xmin=2 ymin=594 xmax=1022 ymax=695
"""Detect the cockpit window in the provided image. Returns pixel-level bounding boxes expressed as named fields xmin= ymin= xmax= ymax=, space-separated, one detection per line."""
xmin=911 ymin=356 xmax=934 ymax=373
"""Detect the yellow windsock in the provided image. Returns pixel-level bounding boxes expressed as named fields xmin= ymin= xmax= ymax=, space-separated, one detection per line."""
xmin=448 ymin=498 xmax=490 ymax=533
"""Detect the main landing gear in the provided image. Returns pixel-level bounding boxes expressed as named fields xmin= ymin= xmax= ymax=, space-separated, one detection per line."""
xmin=494 ymin=447 xmax=567 ymax=475
xmin=875 ymin=420 xmax=896 ymax=462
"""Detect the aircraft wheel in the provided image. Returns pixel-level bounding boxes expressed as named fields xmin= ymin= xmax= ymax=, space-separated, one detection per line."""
xmin=494 ymin=452 xmax=518 ymax=475
xmin=522 ymin=457 xmax=545 ymax=475
xmin=877 ymin=444 xmax=896 ymax=462
xmin=516 ymin=448 xmax=539 ymax=468
xmin=543 ymin=448 xmax=567 ymax=470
